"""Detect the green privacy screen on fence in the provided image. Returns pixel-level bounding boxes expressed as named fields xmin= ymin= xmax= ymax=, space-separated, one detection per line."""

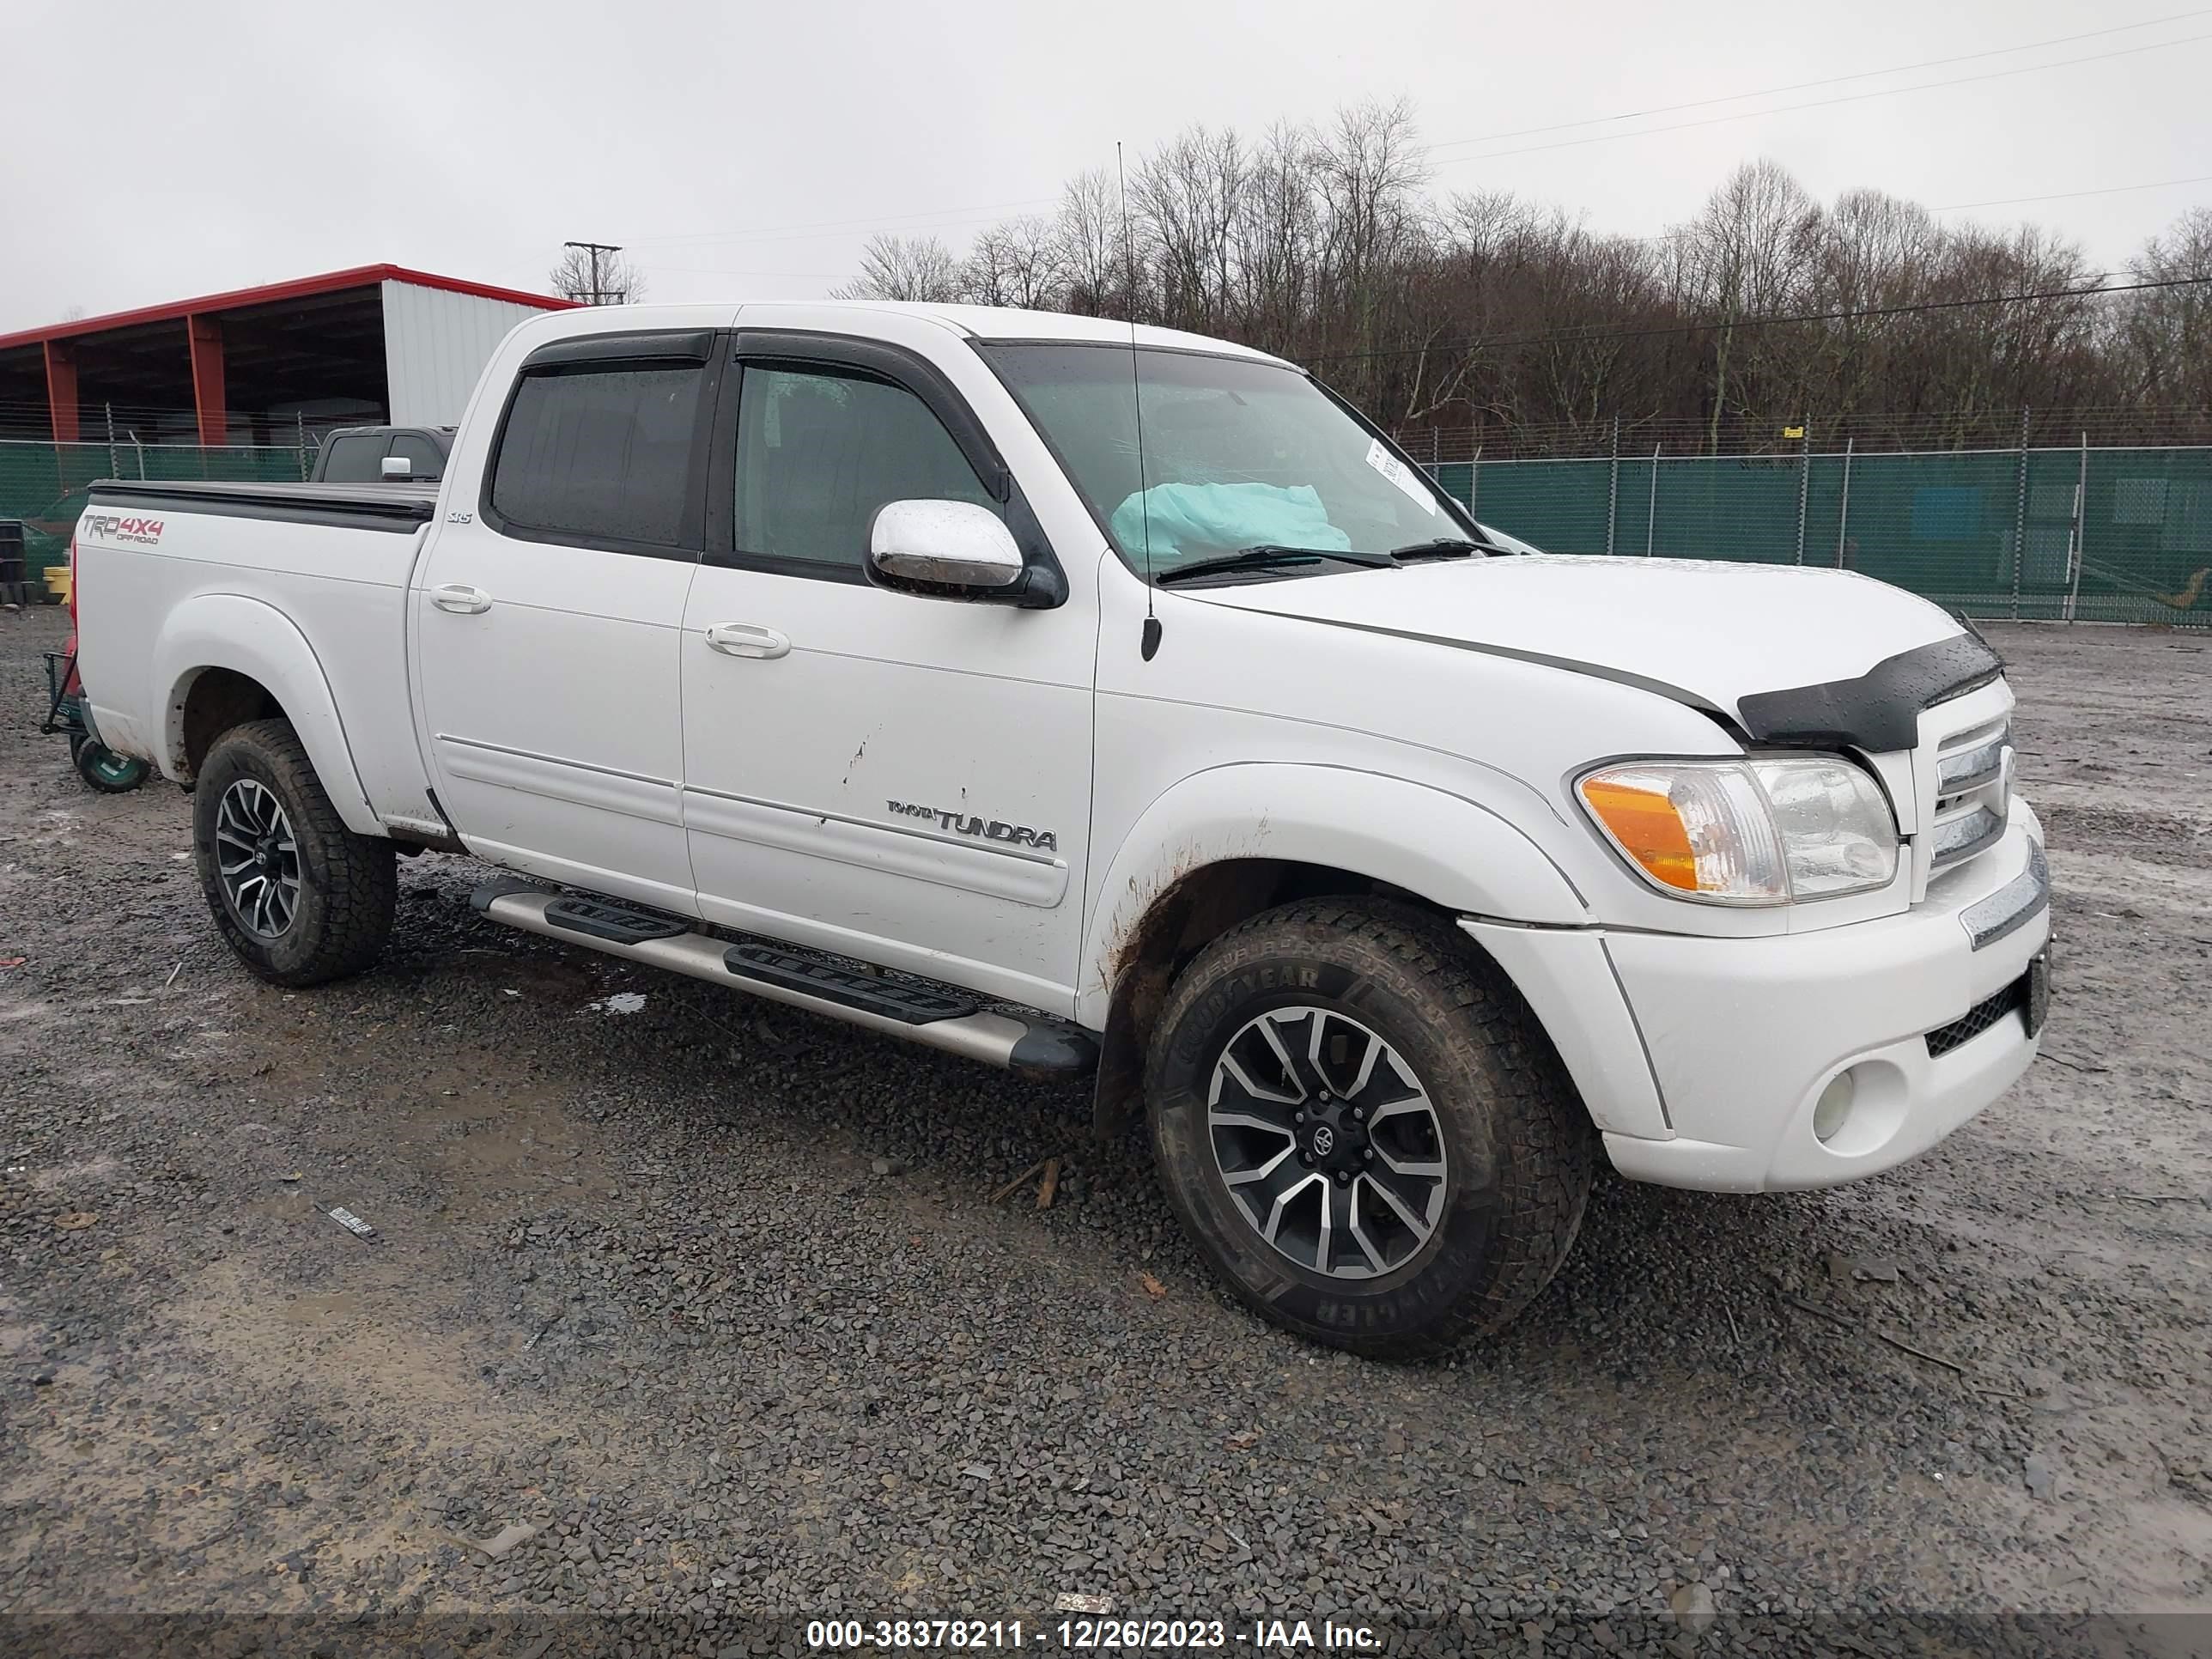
xmin=0 ymin=441 xmax=311 ymax=574
xmin=3 ymin=438 xmax=2209 ymax=625
xmin=1444 ymin=445 xmax=2212 ymax=626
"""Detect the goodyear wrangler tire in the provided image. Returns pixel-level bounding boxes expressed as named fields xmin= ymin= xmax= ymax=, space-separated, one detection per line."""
xmin=1146 ymin=898 xmax=1594 ymax=1358
xmin=192 ymin=719 xmax=396 ymax=988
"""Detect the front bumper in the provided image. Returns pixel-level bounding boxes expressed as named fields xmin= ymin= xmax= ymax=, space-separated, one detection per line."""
xmin=1465 ymin=811 xmax=2050 ymax=1194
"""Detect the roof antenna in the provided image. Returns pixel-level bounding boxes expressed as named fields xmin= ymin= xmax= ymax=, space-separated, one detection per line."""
xmin=1117 ymin=141 xmax=1162 ymax=663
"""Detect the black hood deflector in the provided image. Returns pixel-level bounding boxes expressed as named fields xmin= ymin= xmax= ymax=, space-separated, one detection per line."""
xmin=1735 ymin=630 xmax=2004 ymax=751
xmin=1221 ymin=604 xmax=2003 ymax=753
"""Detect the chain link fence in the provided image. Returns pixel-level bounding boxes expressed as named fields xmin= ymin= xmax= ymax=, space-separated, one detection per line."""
xmin=1441 ymin=444 xmax=2212 ymax=625
xmin=0 ymin=440 xmax=313 ymax=587
xmin=3 ymin=436 xmax=2209 ymax=626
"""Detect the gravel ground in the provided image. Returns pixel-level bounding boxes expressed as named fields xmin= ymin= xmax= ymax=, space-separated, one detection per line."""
xmin=0 ymin=608 xmax=2206 ymax=1657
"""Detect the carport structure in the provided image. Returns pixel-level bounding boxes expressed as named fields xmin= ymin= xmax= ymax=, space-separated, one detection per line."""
xmin=0 ymin=266 xmax=575 ymax=447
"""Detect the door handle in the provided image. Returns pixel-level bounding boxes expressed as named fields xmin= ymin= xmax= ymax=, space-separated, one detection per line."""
xmin=703 ymin=621 xmax=792 ymax=659
xmin=431 ymin=583 xmax=493 ymax=615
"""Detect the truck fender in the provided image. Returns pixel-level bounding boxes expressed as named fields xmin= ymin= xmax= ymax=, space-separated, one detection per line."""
xmin=1076 ymin=763 xmax=1589 ymax=1032
xmin=152 ymin=592 xmax=381 ymax=837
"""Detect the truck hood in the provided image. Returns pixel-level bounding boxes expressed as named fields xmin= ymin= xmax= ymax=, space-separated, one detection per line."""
xmin=1182 ymin=555 xmax=2002 ymax=752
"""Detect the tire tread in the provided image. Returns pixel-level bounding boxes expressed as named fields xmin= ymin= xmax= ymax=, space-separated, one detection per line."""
xmin=1148 ymin=896 xmax=1595 ymax=1358
xmin=194 ymin=718 xmax=395 ymax=987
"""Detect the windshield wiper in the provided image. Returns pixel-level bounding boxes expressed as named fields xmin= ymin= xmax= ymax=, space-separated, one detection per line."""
xmin=1389 ymin=537 xmax=1491 ymax=561
xmin=1153 ymin=544 xmax=1397 ymax=586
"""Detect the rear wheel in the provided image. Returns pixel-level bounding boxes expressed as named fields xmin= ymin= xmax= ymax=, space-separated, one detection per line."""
xmin=192 ymin=719 xmax=396 ymax=986
xmin=1145 ymin=898 xmax=1594 ymax=1358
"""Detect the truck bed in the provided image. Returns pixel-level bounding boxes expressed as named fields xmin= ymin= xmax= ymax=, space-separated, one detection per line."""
xmin=75 ymin=475 xmax=443 ymax=837
xmin=88 ymin=477 xmax=440 ymax=532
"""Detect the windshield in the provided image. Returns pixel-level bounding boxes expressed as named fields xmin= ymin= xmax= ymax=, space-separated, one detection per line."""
xmin=981 ymin=343 xmax=1473 ymax=580
xmin=1474 ymin=519 xmax=1544 ymax=556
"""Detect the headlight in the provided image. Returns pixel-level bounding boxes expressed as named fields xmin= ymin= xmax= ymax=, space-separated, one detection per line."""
xmin=1577 ymin=756 xmax=1898 ymax=904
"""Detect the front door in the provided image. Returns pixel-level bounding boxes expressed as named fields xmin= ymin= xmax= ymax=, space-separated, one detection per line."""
xmin=414 ymin=333 xmax=717 ymax=914
xmin=680 ymin=342 xmax=1094 ymax=1014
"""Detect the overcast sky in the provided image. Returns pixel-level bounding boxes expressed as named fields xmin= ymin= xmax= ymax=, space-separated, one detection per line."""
xmin=5 ymin=0 xmax=2208 ymax=332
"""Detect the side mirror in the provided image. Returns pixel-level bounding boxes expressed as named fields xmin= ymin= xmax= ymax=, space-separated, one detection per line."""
xmin=380 ymin=455 xmax=413 ymax=479
xmin=866 ymin=500 xmax=1024 ymax=594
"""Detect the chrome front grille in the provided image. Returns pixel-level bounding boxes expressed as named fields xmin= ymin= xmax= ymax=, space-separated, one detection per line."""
xmin=1929 ymin=720 xmax=2013 ymax=874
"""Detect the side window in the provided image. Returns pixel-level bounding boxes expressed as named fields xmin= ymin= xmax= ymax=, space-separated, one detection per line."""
xmin=732 ymin=365 xmax=1000 ymax=571
xmin=388 ymin=432 xmax=445 ymax=482
xmin=319 ymin=433 xmax=387 ymax=483
xmin=489 ymin=363 xmax=706 ymax=549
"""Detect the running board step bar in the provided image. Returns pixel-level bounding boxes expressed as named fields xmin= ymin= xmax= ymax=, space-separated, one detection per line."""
xmin=720 ymin=938 xmax=977 ymax=1024
xmin=544 ymin=894 xmax=690 ymax=945
xmin=470 ymin=878 xmax=1097 ymax=1079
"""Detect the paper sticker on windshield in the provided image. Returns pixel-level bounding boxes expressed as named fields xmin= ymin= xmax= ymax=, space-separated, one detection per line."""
xmin=1366 ymin=441 xmax=1437 ymax=515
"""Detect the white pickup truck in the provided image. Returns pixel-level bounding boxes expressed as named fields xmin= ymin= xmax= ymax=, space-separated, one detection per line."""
xmin=72 ymin=301 xmax=2050 ymax=1356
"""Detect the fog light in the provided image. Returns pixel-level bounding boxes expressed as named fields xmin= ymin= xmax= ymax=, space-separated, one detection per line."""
xmin=1813 ymin=1071 xmax=1856 ymax=1143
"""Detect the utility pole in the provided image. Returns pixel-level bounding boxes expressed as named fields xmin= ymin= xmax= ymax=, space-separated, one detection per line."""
xmin=563 ymin=240 xmax=624 ymax=306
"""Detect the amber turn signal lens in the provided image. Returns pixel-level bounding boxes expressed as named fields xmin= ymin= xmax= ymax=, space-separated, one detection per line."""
xmin=1578 ymin=775 xmax=1698 ymax=891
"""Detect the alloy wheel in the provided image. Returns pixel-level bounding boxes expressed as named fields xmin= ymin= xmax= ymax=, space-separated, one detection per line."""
xmin=1206 ymin=1005 xmax=1448 ymax=1279
xmin=214 ymin=778 xmax=302 ymax=939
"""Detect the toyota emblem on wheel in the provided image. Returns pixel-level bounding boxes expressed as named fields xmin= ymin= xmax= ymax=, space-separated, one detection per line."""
xmin=1203 ymin=1004 xmax=1449 ymax=1281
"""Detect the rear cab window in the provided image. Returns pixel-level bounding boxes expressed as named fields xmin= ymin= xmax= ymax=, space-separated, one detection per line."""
xmin=318 ymin=433 xmax=388 ymax=483
xmin=483 ymin=331 xmax=716 ymax=556
xmin=387 ymin=432 xmax=446 ymax=482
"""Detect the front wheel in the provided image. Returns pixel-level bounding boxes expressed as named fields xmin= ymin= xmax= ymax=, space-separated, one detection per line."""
xmin=1146 ymin=898 xmax=1594 ymax=1358
xmin=192 ymin=718 xmax=396 ymax=987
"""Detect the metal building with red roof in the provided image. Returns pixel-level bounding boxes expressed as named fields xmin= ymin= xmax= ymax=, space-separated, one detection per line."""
xmin=0 ymin=266 xmax=578 ymax=447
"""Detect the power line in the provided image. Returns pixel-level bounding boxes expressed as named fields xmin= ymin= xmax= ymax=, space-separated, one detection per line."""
xmin=540 ymin=22 xmax=2208 ymax=281
xmin=1931 ymin=173 xmax=2212 ymax=212
xmin=527 ymin=16 xmax=2209 ymax=276
xmin=1423 ymin=9 xmax=2210 ymax=155
xmin=633 ymin=210 xmax=1039 ymax=255
xmin=1298 ymin=272 xmax=2212 ymax=367
xmin=623 ymin=197 xmax=1059 ymax=252
xmin=1426 ymin=32 xmax=2212 ymax=171
xmin=629 ymin=264 xmax=851 ymax=280
xmin=617 ymin=18 xmax=2204 ymax=258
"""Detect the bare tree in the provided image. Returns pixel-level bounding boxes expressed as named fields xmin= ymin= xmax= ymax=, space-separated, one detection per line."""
xmin=1677 ymin=161 xmax=1823 ymax=451
xmin=1310 ymin=99 xmax=1431 ymax=410
xmin=960 ymin=225 xmax=1024 ymax=307
xmin=2118 ymin=206 xmax=2212 ymax=407
xmin=549 ymin=246 xmax=646 ymax=305
xmin=1136 ymin=125 xmax=1243 ymax=332
xmin=831 ymin=234 xmax=966 ymax=302
xmin=1000 ymin=215 xmax=1070 ymax=311
xmin=819 ymin=111 xmax=2197 ymax=454
xmin=1054 ymin=168 xmax=1125 ymax=317
xmin=1230 ymin=121 xmax=1322 ymax=342
xmin=1800 ymin=189 xmax=1942 ymax=417
xmin=963 ymin=216 xmax=1066 ymax=311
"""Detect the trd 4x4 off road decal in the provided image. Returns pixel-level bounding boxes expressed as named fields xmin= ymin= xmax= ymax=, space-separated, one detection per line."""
xmin=886 ymin=800 xmax=1057 ymax=854
xmin=78 ymin=514 xmax=165 ymax=547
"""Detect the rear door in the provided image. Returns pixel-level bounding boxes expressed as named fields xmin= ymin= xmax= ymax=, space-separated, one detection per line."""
xmin=412 ymin=331 xmax=720 ymax=913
